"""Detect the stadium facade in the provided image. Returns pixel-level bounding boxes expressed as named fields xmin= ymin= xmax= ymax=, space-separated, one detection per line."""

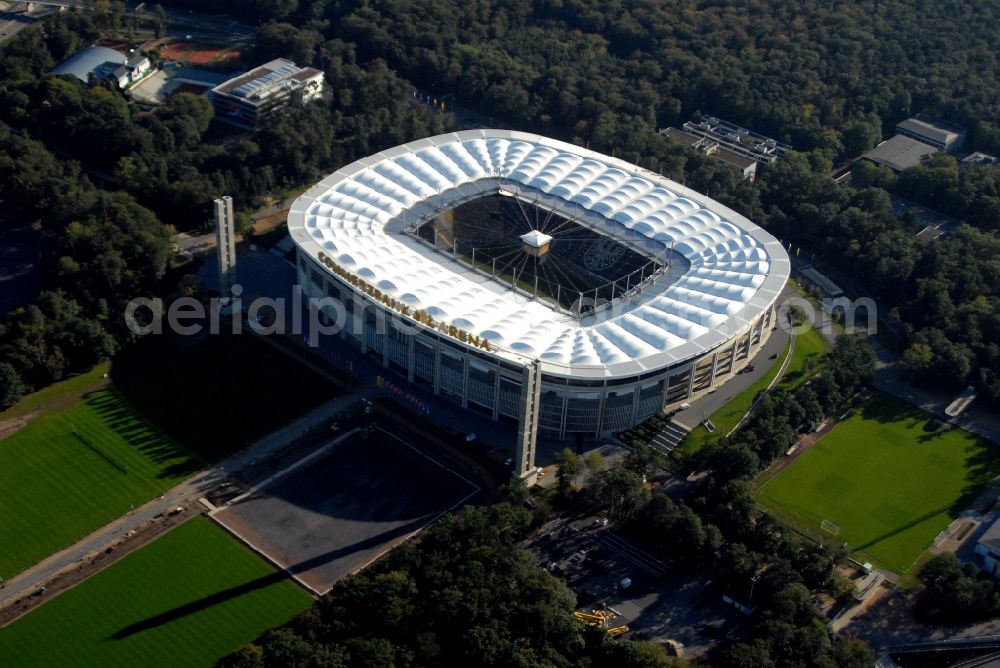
xmin=289 ymin=130 xmax=788 ymax=474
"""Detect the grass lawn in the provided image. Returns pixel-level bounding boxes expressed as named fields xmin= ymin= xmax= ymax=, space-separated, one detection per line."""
xmin=0 ymin=362 xmax=110 ymax=421
xmin=0 ymin=387 xmax=200 ymax=577
xmin=681 ymin=335 xmax=791 ymax=456
xmin=0 ymin=516 xmax=312 ymax=668
xmin=757 ymin=393 xmax=1000 ymax=574
xmin=111 ymin=331 xmax=339 ymax=461
xmin=776 ymin=326 xmax=830 ymax=391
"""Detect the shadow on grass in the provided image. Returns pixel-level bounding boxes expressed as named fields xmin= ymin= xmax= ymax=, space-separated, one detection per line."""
xmin=856 ymin=393 xmax=1000 ymax=516
xmin=108 ymin=571 xmax=288 ymax=640
xmin=853 ymin=503 xmax=952 ymax=554
xmin=108 ymin=515 xmax=430 ymax=640
xmin=110 ymin=330 xmax=337 ymax=463
xmin=82 ymin=388 xmax=202 ymax=479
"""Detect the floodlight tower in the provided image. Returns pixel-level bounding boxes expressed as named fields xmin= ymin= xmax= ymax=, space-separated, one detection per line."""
xmin=214 ymin=196 xmax=237 ymax=299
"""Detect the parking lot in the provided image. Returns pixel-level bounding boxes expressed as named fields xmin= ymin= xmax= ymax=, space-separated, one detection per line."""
xmin=527 ymin=516 xmax=738 ymax=659
xmin=212 ymin=428 xmax=479 ymax=594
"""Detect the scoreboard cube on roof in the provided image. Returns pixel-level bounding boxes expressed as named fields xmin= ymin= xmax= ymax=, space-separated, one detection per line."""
xmin=520 ymin=230 xmax=552 ymax=258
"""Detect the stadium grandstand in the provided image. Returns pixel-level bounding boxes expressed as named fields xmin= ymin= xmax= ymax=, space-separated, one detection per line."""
xmin=289 ymin=130 xmax=788 ymax=474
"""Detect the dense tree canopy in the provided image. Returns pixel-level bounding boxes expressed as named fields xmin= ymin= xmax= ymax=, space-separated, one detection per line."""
xmin=0 ymin=9 xmax=452 ymax=406
xmin=914 ymin=554 xmax=1000 ymax=625
xmin=219 ymin=504 xmax=687 ymax=668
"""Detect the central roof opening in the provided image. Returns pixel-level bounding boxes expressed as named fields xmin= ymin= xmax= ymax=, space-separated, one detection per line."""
xmin=413 ymin=193 xmax=683 ymax=315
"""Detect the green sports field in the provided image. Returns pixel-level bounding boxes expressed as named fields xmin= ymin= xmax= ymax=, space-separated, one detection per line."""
xmin=0 ymin=388 xmax=200 ymax=577
xmin=758 ymin=393 xmax=1000 ymax=573
xmin=0 ymin=516 xmax=312 ymax=667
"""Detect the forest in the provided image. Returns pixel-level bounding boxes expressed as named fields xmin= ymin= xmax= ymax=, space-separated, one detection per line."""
xmin=0 ymin=9 xmax=454 ymax=405
xmin=219 ymin=503 xmax=694 ymax=668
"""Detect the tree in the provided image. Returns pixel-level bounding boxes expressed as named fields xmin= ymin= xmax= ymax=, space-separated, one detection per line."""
xmin=254 ymin=22 xmax=321 ymax=66
xmin=851 ymin=160 xmax=895 ymax=189
xmin=914 ymin=553 xmax=1000 ymax=623
xmin=152 ymin=4 xmax=168 ymax=38
xmin=593 ymin=463 xmax=649 ymax=521
xmin=585 ymin=451 xmax=605 ymax=475
xmin=592 ymin=638 xmax=692 ymax=667
xmin=716 ymin=640 xmax=777 ymax=668
xmin=234 ymin=211 xmax=253 ymax=235
xmin=216 ymin=643 xmax=264 ymax=668
xmin=902 ymin=342 xmax=934 ymax=379
xmin=830 ymin=637 xmax=876 ymax=668
xmin=0 ymin=362 xmax=24 ymax=408
xmin=840 ymin=118 xmax=881 ymax=157
xmin=827 ymin=336 xmax=877 ymax=397
xmin=555 ymin=447 xmax=582 ymax=494
xmin=701 ymin=441 xmax=760 ymax=480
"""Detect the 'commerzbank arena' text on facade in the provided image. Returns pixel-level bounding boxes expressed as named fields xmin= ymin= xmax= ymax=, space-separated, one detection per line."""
xmin=290 ymin=130 xmax=789 ymax=438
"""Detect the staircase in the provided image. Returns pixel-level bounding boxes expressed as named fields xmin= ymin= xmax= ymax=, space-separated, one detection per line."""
xmin=645 ymin=420 xmax=691 ymax=457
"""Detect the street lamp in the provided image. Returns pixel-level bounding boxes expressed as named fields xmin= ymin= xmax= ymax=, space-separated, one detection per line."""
xmin=748 ymin=575 xmax=758 ymax=607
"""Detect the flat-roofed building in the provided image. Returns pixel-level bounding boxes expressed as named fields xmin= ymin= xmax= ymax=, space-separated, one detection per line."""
xmin=51 ymin=45 xmax=126 ymax=83
xmin=961 ymin=152 xmax=998 ymax=168
xmin=662 ymin=126 xmax=708 ymax=151
xmin=895 ymin=114 xmax=966 ymax=152
xmin=667 ymin=115 xmax=792 ymax=165
xmin=714 ymin=147 xmax=758 ymax=181
xmin=976 ymin=516 xmax=1000 ymax=576
xmin=210 ymin=58 xmax=324 ymax=129
xmin=111 ymin=53 xmax=151 ymax=90
xmin=861 ymin=135 xmax=938 ymax=173
xmin=662 ymin=127 xmax=758 ymax=181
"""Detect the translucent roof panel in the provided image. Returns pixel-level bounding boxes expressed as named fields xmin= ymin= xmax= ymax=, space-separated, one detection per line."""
xmin=288 ymin=130 xmax=789 ymax=378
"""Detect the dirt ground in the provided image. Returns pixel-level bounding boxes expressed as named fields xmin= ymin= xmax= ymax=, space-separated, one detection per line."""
xmin=0 ymin=376 xmax=110 ymax=441
xmin=0 ymin=412 xmax=36 ymax=440
xmin=158 ymin=40 xmax=241 ymax=68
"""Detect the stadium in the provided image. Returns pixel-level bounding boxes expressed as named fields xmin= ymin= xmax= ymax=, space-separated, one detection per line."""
xmin=289 ymin=129 xmax=789 ymax=444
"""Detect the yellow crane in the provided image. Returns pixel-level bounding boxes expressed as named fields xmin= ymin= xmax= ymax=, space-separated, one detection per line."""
xmin=574 ymin=609 xmax=620 ymax=629
xmin=573 ymin=610 xmax=608 ymax=627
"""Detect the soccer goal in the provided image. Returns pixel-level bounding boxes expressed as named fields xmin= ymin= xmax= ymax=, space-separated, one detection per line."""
xmin=820 ymin=519 xmax=840 ymax=536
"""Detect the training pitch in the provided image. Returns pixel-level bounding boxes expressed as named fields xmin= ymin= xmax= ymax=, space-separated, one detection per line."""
xmin=212 ymin=428 xmax=479 ymax=594
xmin=0 ymin=387 xmax=199 ymax=577
xmin=757 ymin=393 xmax=1000 ymax=573
xmin=0 ymin=516 xmax=311 ymax=668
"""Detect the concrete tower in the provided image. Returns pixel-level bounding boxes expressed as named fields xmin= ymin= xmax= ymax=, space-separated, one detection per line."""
xmin=214 ymin=196 xmax=236 ymax=298
xmin=514 ymin=359 xmax=542 ymax=481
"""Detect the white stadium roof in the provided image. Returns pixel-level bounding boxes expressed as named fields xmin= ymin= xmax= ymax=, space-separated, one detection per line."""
xmin=289 ymin=130 xmax=789 ymax=379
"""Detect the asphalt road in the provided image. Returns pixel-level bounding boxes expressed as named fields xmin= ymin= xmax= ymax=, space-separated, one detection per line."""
xmin=670 ymin=283 xmax=797 ymax=430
